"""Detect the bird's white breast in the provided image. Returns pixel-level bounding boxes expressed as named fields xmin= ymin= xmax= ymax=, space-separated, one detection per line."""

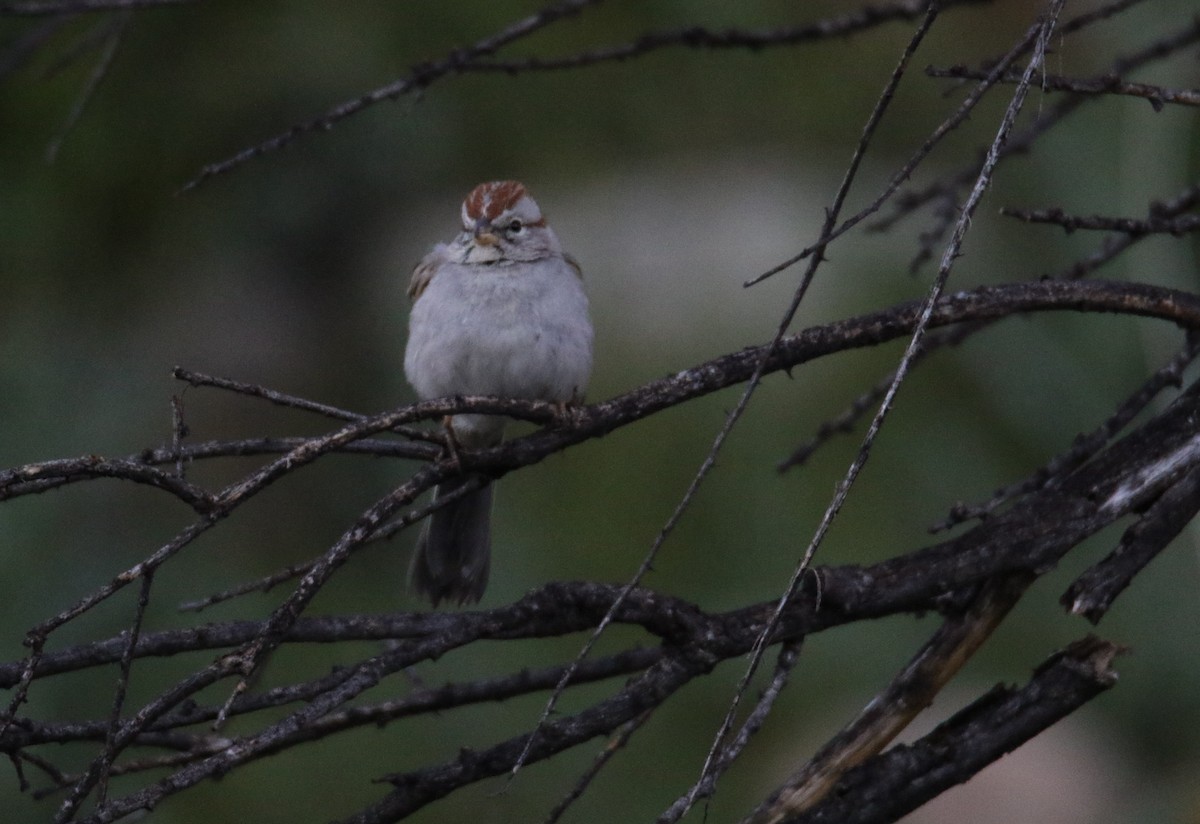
xmin=404 ymin=256 xmax=593 ymax=414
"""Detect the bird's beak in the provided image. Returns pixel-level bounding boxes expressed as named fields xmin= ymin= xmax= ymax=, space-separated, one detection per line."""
xmin=473 ymin=219 xmax=498 ymax=247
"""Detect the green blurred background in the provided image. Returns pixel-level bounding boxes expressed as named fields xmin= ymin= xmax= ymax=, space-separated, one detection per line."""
xmin=2 ymin=1 xmax=1199 ymax=822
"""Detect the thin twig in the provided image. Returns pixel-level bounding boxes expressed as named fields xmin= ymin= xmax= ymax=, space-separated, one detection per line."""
xmin=785 ymin=179 xmax=1200 ymax=472
xmin=8 ymin=365 xmax=1197 ymax=820
xmin=542 ymin=708 xmax=656 ymax=824
xmin=176 ymin=560 xmax=315 ymax=612
xmin=1 ymin=0 xmax=190 ymax=13
xmin=172 ymin=366 xmax=441 ymax=443
xmin=173 ymin=366 xmax=362 ymax=419
xmin=658 ymin=641 xmax=803 ymax=823
xmin=177 ymin=0 xmax=991 ymax=192
xmin=16 ymin=750 xmax=70 ymax=792
xmin=1000 ymin=206 xmax=1200 ymax=235
xmin=44 ymin=10 xmax=127 ymax=163
xmin=0 ymin=454 xmax=216 ymax=509
xmin=170 ymin=394 xmax=187 ymax=478
xmin=94 ymin=572 xmax=154 ymax=806
xmin=470 ymin=0 xmax=985 ymax=74
xmin=875 ymin=13 xmax=1200 ymax=235
xmin=53 ymin=658 xmax=240 ymax=821
xmin=33 ymin=741 xmax=230 ymax=801
xmin=179 ymin=0 xmax=605 ymax=192
xmin=714 ymin=5 xmax=1064 ymax=821
xmin=19 ymin=394 xmax=501 ymax=648
xmin=0 ymin=639 xmax=47 ymax=745
xmin=929 ymin=64 xmax=1200 ymax=109
xmin=680 ymin=5 xmax=949 ymax=815
xmin=743 ymin=0 xmax=1040 ymax=288
xmin=513 ymin=1 xmax=946 ymax=790
xmin=4 ymin=277 xmax=1198 ymax=820
xmin=0 ymin=436 xmax=435 ymax=501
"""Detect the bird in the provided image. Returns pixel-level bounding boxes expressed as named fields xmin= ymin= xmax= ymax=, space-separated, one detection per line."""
xmin=403 ymin=181 xmax=593 ymax=605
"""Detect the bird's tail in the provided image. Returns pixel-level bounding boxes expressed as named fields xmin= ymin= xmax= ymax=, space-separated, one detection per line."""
xmin=409 ymin=475 xmax=493 ymax=606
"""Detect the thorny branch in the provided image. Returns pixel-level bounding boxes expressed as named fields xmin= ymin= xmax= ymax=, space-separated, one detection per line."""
xmin=3 ymin=2 xmax=1200 ymax=823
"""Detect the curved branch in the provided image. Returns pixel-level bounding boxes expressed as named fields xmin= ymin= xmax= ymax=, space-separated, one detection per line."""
xmin=8 ymin=279 xmax=1195 ymax=511
xmin=0 ymin=437 xmax=435 ymax=502
xmin=178 ymin=0 xmax=1001 ymax=191
xmin=0 ymin=456 xmax=215 ymax=510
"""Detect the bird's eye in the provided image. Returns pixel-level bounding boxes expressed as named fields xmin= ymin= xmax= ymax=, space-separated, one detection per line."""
xmin=506 ymin=219 xmax=524 ymax=234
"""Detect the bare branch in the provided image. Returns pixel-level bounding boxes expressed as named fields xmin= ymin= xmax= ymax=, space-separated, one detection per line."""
xmin=875 ymin=15 xmax=1200 ymax=237
xmin=932 ymin=333 xmax=1200 ymax=532
xmin=0 ymin=0 xmax=190 ymax=14
xmin=1064 ymin=463 xmax=1200 ymax=623
xmin=0 ymin=455 xmax=216 ymax=509
xmin=6 ymin=362 xmax=1198 ymax=819
xmin=712 ymin=6 xmax=1066 ymax=816
xmin=5 ymin=279 xmax=1199 ymax=641
xmin=43 ymin=11 xmax=126 ymax=161
xmin=789 ymin=178 xmax=1200 ymax=473
xmin=543 ymin=709 xmax=655 ymax=824
xmin=744 ymin=575 xmax=1030 ymax=823
xmin=929 ymin=65 xmax=1200 ymax=109
xmin=1000 ymin=206 xmax=1200 ymax=235
xmin=178 ymin=1 xmax=998 ymax=192
xmin=659 ymin=641 xmax=803 ymax=823
xmin=473 ymin=0 xmax=987 ymax=73
xmin=179 ymin=0 xmax=606 ymax=192
xmin=677 ymin=5 xmax=949 ymax=813
xmin=744 ymin=6 xmax=1046 ymax=288
xmin=4 ymin=3 xmax=1200 ymax=820
xmin=769 ymin=637 xmax=1123 ymax=824
xmin=94 ymin=572 xmax=154 ymax=806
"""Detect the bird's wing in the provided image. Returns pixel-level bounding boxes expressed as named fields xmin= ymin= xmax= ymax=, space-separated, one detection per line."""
xmin=408 ymin=243 xmax=450 ymax=300
xmin=564 ymin=252 xmax=583 ymax=280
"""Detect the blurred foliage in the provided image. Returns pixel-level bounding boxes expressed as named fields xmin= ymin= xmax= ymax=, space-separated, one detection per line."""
xmin=2 ymin=1 xmax=1200 ymax=823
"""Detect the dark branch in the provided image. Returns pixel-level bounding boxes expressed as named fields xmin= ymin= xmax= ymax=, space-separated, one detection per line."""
xmin=180 ymin=0 xmax=991 ymax=192
xmin=928 ymin=64 xmax=1200 ymax=109
xmin=13 ymin=364 xmax=1195 ymax=819
xmin=999 ymin=206 xmax=1200 ymax=235
xmin=931 ymin=333 xmax=1200 ymax=532
xmin=746 ymin=574 xmax=1031 ymax=820
xmin=179 ymin=0 xmax=606 ymax=192
xmin=776 ymin=637 xmax=1123 ymax=824
xmin=873 ymin=15 xmax=1200 ymax=238
xmin=795 ymin=178 xmax=1200 ymax=473
xmin=471 ymin=0 xmax=987 ymax=73
xmin=0 ymin=0 xmax=191 ymax=14
xmin=1063 ymin=463 xmax=1200 ymax=623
